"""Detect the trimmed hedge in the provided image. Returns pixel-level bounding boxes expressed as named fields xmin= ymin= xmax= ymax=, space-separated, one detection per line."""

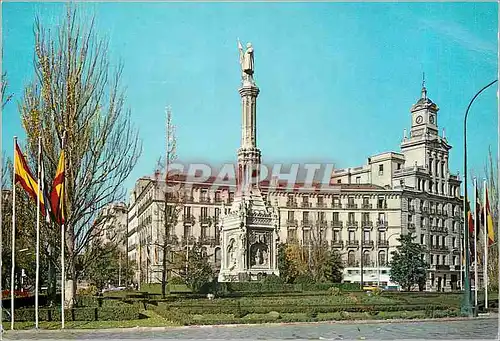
xmin=153 ymin=301 xmax=448 ymax=316
xmin=13 ymin=306 xmax=139 ymax=322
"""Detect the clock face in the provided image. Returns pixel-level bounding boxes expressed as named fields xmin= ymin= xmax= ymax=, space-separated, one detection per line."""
xmin=416 ymin=115 xmax=423 ymax=124
xmin=429 ymin=115 xmax=435 ymax=124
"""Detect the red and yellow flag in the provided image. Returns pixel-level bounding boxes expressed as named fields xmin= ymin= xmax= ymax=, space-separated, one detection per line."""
xmin=485 ymin=188 xmax=495 ymax=246
xmin=14 ymin=142 xmax=48 ymax=215
xmin=50 ymin=150 xmax=65 ymax=225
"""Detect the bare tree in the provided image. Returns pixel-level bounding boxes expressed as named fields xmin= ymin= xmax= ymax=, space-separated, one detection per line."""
xmin=2 ymin=72 xmax=13 ymax=109
xmin=19 ymin=6 xmax=141 ymax=306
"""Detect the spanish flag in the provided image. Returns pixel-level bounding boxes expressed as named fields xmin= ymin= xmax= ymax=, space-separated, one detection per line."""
xmin=485 ymin=188 xmax=495 ymax=246
xmin=50 ymin=149 xmax=65 ymax=225
xmin=14 ymin=142 xmax=48 ymax=215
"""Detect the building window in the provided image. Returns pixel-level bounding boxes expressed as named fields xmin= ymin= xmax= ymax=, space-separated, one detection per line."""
xmin=303 ymin=229 xmax=311 ymax=244
xmin=317 ymin=211 xmax=325 ymax=222
xmin=378 ymin=229 xmax=386 ymax=242
xmin=201 ymin=207 xmax=208 ymax=219
xmin=453 ymin=255 xmax=457 ymax=266
xmin=333 ymin=212 xmax=339 ymax=222
xmin=348 ymin=251 xmax=355 ymax=266
xmin=430 ymin=254 xmax=434 ymax=265
xmin=184 ymin=206 xmax=191 ymax=219
xmin=378 ymin=212 xmax=385 ymax=224
xmin=303 ymin=196 xmax=309 ymax=206
xmin=377 ymin=197 xmax=385 ymax=209
xmin=333 ymin=229 xmax=340 ymax=241
xmin=229 ymin=192 xmax=234 ymax=203
xmin=356 ymin=177 xmax=361 ymax=184
xmin=378 ymin=251 xmax=386 ymax=266
xmin=183 ymin=225 xmax=191 ymax=239
xmin=201 ymin=189 xmax=208 ymax=201
xmin=378 ymin=164 xmax=384 ymax=175
xmin=452 ymin=237 xmax=456 ymax=248
xmin=303 ymin=211 xmax=309 ymax=222
xmin=362 ymin=212 xmax=369 ymax=223
xmin=215 ymin=208 xmax=220 ymax=221
xmin=420 ymin=234 xmax=425 ymax=244
xmin=363 ymin=251 xmax=370 ymax=266
xmin=317 ymin=195 xmax=324 ymax=206
xmin=288 ymin=210 xmax=295 ymax=220
xmin=215 ymin=191 xmax=221 ymax=203
xmin=337 ymin=179 xmax=341 ymax=184
xmin=348 ymin=230 xmax=355 ymax=242
xmin=348 ymin=212 xmax=355 ymax=223
xmin=363 ymin=230 xmax=370 ymax=242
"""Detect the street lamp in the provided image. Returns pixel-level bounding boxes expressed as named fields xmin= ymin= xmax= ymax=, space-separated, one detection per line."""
xmin=462 ymin=79 xmax=498 ymax=317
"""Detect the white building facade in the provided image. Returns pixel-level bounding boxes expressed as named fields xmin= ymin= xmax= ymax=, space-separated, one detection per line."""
xmin=126 ymin=82 xmax=462 ymax=291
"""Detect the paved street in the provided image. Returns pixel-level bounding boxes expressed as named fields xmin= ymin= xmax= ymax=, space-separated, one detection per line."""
xmin=3 ymin=317 xmax=498 ymax=340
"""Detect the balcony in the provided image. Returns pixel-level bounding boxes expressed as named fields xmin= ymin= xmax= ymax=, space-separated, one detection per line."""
xmin=361 ymin=220 xmax=373 ymax=228
xmin=301 ymin=202 xmax=312 ymax=208
xmin=377 ymin=203 xmax=388 ymax=209
xmin=199 ymin=216 xmax=212 ymax=225
xmin=316 ymin=202 xmax=327 ymax=208
xmin=346 ymin=240 xmax=359 ymax=248
xmin=377 ymin=240 xmax=389 ymax=247
xmin=287 ymin=236 xmax=299 ymax=243
xmin=377 ymin=220 xmax=388 ymax=228
xmin=214 ymin=197 xmax=223 ymax=204
xmin=183 ymin=215 xmax=195 ymax=224
xmin=362 ymin=203 xmax=372 ymax=209
xmin=332 ymin=203 xmax=342 ymax=209
xmin=347 ymin=203 xmax=358 ymax=209
xmin=301 ymin=220 xmax=312 ymax=228
xmin=316 ymin=221 xmax=328 ymax=229
xmin=331 ymin=221 xmax=343 ymax=228
xmin=347 ymin=221 xmax=358 ymax=228
xmin=286 ymin=219 xmax=298 ymax=227
xmin=199 ymin=197 xmax=211 ymax=204
xmin=362 ymin=240 xmax=374 ymax=248
xmin=435 ymin=265 xmax=450 ymax=271
xmin=332 ymin=240 xmax=344 ymax=248
xmin=286 ymin=201 xmax=298 ymax=208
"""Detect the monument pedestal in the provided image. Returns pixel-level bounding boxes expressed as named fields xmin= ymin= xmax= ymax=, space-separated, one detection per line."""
xmin=218 ymin=192 xmax=280 ymax=282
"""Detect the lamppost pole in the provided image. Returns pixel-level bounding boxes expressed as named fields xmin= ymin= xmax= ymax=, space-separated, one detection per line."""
xmin=462 ymin=79 xmax=497 ymax=317
xmin=377 ymin=232 xmax=401 ymax=288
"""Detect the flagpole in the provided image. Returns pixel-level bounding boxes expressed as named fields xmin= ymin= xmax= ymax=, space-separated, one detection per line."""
xmin=473 ymin=177 xmax=478 ymax=308
xmin=460 ymin=233 xmax=463 ymax=290
xmin=60 ymin=131 xmax=66 ymax=329
xmin=35 ymin=137 xmax=42 ymax=329
xmin=10 ymin=137 xmax=17 ymax=331
xmin=483 ymin=179 xmax=488 ymax=310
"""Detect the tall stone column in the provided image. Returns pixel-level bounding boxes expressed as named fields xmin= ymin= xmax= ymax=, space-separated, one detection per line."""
xmin=237 ymin=85 xmax=261 ymax=195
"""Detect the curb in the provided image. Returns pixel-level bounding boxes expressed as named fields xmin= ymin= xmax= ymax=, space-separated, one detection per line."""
xmin=3 ymin=314 xmax=497 ymax=335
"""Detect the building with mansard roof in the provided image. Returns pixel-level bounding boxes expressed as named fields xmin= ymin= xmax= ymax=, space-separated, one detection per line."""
xmin=126 ymin=78 xmax=463 ymax=290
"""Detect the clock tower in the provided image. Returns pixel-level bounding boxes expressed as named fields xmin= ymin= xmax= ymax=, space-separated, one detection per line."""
xmin=409 ymin=79 xmax=439 ymax=138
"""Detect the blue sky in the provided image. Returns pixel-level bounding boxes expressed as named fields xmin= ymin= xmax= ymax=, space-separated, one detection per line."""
xmin=3 ymin=2 xmax=498 ymax=195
